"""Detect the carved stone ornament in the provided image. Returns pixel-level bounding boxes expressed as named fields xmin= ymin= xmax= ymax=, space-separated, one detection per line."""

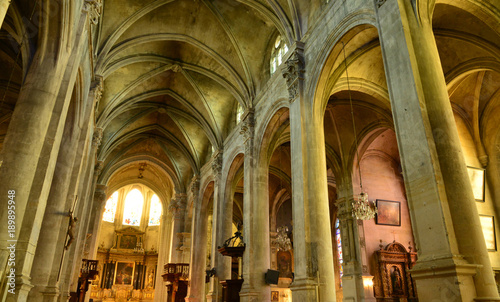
xmin=94 ymin=160 xmax=104 ymax=177
xmin=92 ymin=128 xmax=103 ymax=149
xmin=171 ymin=64 xmax=182 ymax=73
xmin=190 ymin=175 xmax=200 ymax=197
xmin=91 ymin=76 xmax=104 ymax=121
xmin=169 ymin=194 xmax=187 ymax=218
xmin=240 ymin=109 xmax=255 ymax=152
xmin=282 ymin=50 xmax=305 ymax=102
xmin=83 ymin=0 xmax=103 ymax=25
xmin=211 ymin=152 xmax=223 ymax=179
xmin=94 ymin=190 xmax=107 ymax=204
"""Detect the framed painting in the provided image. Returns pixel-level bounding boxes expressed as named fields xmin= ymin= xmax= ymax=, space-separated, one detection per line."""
xmin=119 ymin=234 xmax=137 ymax=249
xmin=114 ymin=262 xmax=135 ymax=285
xmin=467 ymin=167 xmax=485 ymax=201
xmin=480 ymin=215 xmax=496 ymax=251
xmin=376 ymin=200 xmax=401 ymax=226
xmin=271 ymin=291 xmax=279 ymax=301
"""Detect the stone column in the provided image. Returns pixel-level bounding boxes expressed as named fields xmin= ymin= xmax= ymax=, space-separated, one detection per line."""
xmin=86 ymin=182 xmax=106 ymax=255
xmin=239 ymin=110 xmax=271 ymax=301
xmin=335 ymin=178 xmax=366 ymax=302
xmin=169 ymin=193 xmax=187 ymax=263
xmin=155 ymin=212 xmax=173 ymax=302
xmin=57 ymin=144 xmax=97 ymax=302
xmin=0 ymin=13 xmax=88 ymax=299
xmin=73 ymin=78 xmax=104 ymax=261
xmin=283 ymin=43 xmax=336 ymax=301
xmin=28 ymin=77 xmax=97 ymax=302
xmin=185 ymin=177 xmax=208 ymax=302
xmin=206 ymin=152 xmax=231 ymax=302
xmin=376 ymin=0 xmax=500 ymax=300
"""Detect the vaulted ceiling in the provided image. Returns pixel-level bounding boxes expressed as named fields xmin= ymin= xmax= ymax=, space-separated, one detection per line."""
xmin=94 ymin=0 xmax=322 ymax=192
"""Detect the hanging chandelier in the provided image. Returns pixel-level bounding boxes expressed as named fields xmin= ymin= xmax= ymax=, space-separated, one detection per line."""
xmin=352 ymin=192 xmax=377 ymax=220
xmin=275 ymin=226 xmax=292 ymax=251
xmin=342 ymin=42 xmax=377 ymax=220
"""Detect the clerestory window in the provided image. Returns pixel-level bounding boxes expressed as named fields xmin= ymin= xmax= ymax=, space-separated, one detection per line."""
xmin=102 ymin=191 xmax=118 ymax=222
xmin=270 ymin=36 xmax=288 ymax=75
xmin=148 ymin=194 xmax=162 ymax=226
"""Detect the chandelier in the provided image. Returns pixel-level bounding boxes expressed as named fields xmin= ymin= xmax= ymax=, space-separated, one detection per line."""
xmin=352 ymin=192 xmax=377 ymax=220
xmin=275 ymin=226 xmax=292 ymax=251
xmin=342 ymin=42 xmax=377 ymax=220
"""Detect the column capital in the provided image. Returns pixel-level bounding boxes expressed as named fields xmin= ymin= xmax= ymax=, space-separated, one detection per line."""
xmin=92 ymin=127 xmax=103 ymax=149
xmin=90 ymin=76 xmax=104 ymax=122
xmin=94 ymin=160 xmax=104 ymax=177
xmin=240 ymin=109 xmax=255 ymax=155
xmin=83 ymin=0 xmax=103 ymax=25
xmin=169 ymin=193 xmax=187 ymax=219
xmin=282 ymin=43 xmax=305 ymax=103
xmin=190 ymin=175 xmax=201 ymax=198
xmin=211 ymin=151 xmax=223 ymax=181
xmin=94 ymin=185 xmax=107 ymax=204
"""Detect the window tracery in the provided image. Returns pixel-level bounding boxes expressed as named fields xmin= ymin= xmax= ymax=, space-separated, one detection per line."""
xmin=149 ymin=194 xmax=162 ymax=226
xmin=123 ymin=189 xmax=144 ymax=226
xmin=270 ymin=36 xmax=288 ymax=75
xmin=102 ymin=191 xmax=118 ymax=222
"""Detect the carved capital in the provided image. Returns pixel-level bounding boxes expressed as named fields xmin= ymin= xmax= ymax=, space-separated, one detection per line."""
xmin=83 ymin=0 xmax=103 ymax=25
xmin=92 ymin=128 xmax=103 ymax=149
xmin=169 ymin=193 xmax=187 ymax=219
xmin=94 ymin=184 xmax=107 ymax=204
xmin=211 ymin=152 xmax=223 ymax=180
xmin=240 ymin=109 xmax=255 ymax=152
xmin=94 ymin=160 xmax=104 ymax=177
xmin=91 ymin=76 xmax=104 ymax=102
xmin=335 ymin=197 xmax=353 ymax=219
xmin=282 ymin=50 xmax=305 ymax=103
xmin=91 ymin=76 xmax=104 ymax=122
xmin=190 ymin=175 xmax=201 ymax=198
xmin=94 ymin=190 xmax=106 ymax=204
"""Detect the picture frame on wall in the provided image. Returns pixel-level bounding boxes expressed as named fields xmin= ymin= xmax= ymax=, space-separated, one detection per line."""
xmin=114 ymin=262 xmax=135 ymax=285
xmin=376 ymin=200 xmax=401 ymax=226
xmin=271 ymin=291 xmax=279 ymax=301
xmin=479 ymin=215 xmax=496 ymax=251
xmin=467 ymin=166 xmax=485 ymax=201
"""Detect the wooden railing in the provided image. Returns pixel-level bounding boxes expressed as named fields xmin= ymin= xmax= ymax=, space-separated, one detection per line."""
xmin=162 ymin=263 xmax=189 ymax=282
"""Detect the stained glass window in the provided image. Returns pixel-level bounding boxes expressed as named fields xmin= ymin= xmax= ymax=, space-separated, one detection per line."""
xmin=123 ymin=189 xmax=144 ymax=226
xmin=102 ymin=191 xmax=118 ymax=222
xmin=148 ymin=194 xmax=162 ymax=226
xmin=335 ymin=218 xmax=343 ymax=286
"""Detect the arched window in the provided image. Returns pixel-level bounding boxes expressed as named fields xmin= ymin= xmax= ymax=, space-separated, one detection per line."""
xmin=270 ymin=36 xmax=288 ymax=75
xmin=123 ymin=189 xmax=144 ymax=226
xmin=148 ymin=194 xmax=162 ymax=226
xmin=102 ymin=191 xmax=118 ymax=222
xmin=335 ymin=218 xmax=343 ymax=286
